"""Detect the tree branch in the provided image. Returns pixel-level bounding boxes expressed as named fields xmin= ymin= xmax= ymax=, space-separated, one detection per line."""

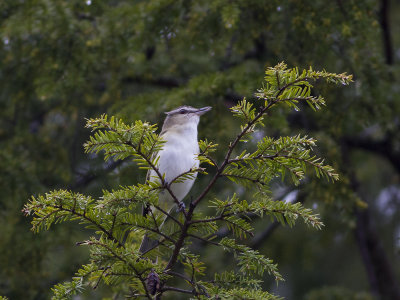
xmin=89 ymin=240 xmax=153 ymax=299
xmin=163 ymin=87 xmax=304 ymax=273
xmin=51 ymin=204 xmax=124 ymax=248
xmin=70 ymin=159 xmax=124 ymax=190
xmin=160 ymin=286 xmax=194 ymax=295
xmin=342 ymin=135 xmax=400 ymax=174
xmin=341 ymin=139 xmax=400 ymax=299
xmin=251 ymin=189 xmax=306 ymax=249
xmin=379 ymin=0 xmax=394 ymax=65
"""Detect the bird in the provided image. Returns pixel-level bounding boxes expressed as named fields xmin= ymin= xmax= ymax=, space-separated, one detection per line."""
xmin=139 ymin=105 xmax=212 ymax=254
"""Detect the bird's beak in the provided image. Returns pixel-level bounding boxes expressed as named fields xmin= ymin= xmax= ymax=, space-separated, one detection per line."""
xmin=195 ymin=106 xmax=212 ymax=116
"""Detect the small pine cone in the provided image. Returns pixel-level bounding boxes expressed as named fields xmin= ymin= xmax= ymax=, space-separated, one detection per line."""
xmin=146 ymin=269 xmax=160 ymax=295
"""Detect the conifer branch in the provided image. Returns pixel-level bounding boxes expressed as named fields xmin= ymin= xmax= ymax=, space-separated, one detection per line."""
xmin=23 ymin=191 xmax=124 ymax=248
xmin=24 ymin=62 xmax=352 ymax=299
xmin=85 ymin=116 xmax=185 ymax=216
xmin=85 ymin=239 xmax=153 ymax=299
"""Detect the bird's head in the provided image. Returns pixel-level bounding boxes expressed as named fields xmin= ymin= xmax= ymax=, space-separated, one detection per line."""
xmin=162 ymin=106 xmax=212 ymax=132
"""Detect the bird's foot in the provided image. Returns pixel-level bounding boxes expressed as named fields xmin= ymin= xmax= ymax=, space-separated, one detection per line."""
xmin=176 ymin=201 xmax=186 ymax=213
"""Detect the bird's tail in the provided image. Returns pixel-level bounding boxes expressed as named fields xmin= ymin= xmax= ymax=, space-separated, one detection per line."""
xmin=139 ymin=234 xmax=159 ymax=254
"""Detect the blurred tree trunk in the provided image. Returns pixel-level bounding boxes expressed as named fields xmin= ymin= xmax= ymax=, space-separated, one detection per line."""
xmin=379 ymin=0 xmax=394 ymax=64
xmin=342 ymin=138 xmax=400 ymax=300
xmin=354 ymin=208 xmax=400 ymax=300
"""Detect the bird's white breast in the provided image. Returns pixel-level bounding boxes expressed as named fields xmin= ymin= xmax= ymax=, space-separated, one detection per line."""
xmin=149 ymin=123 xmax=199 ymax=207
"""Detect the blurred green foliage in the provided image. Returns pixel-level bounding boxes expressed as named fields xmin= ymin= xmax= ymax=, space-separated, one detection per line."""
xmin=1 ymin=0 xmax=399 ymax=299
xmin=305 ymin=286 xmax=373 ymax=300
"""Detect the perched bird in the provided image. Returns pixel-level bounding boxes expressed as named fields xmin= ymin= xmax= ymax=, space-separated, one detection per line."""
xmin=139 ymin=105 xmax=211 ymax=254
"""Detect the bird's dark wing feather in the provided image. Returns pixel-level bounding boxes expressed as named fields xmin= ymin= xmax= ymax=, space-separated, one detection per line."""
xmin=139 ymin=234 xmax=159 ymax=254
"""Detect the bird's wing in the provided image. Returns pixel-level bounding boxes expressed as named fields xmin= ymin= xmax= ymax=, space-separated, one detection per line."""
xmin=145 ymin=129 xmax=167 ymax=184
xmin=142 ymin=158 xmax=156 ymax=217
xmin=142 ymin=130 xmax=167 ymax=216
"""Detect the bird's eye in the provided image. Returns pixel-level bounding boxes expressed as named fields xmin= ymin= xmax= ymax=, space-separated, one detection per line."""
xmin=179 ymin=109 xmax=187 ymax=114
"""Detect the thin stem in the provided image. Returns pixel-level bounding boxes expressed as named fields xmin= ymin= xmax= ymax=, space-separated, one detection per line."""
xmin=52 ymin=204 xmax=124 ymax=248
xmin=188 ymin=234 xmax=220 ymax=246
xmin=168 ymin=167 xmax=204 ymax=187
xmin=110 ymin=213 xmax=117 ymax=236
xmin=152 ymin=204 xmax=183 ymax=228
xmin=89 ymin=240 xmax=152 ymax=299
xmin=161 ymin=286 xmax=194 ymax=295
xmin=275 ymin=77 xmax=311 ymax=98
xmin=94 ymin=267 xmax=110 ymax=289
xmin=220 ymin=173 xmax=267 ymax=186
xmin=121 ymin=222 xmax=177 ymax=244
xmin=189 ymin=215 xmax=228 ymax=224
